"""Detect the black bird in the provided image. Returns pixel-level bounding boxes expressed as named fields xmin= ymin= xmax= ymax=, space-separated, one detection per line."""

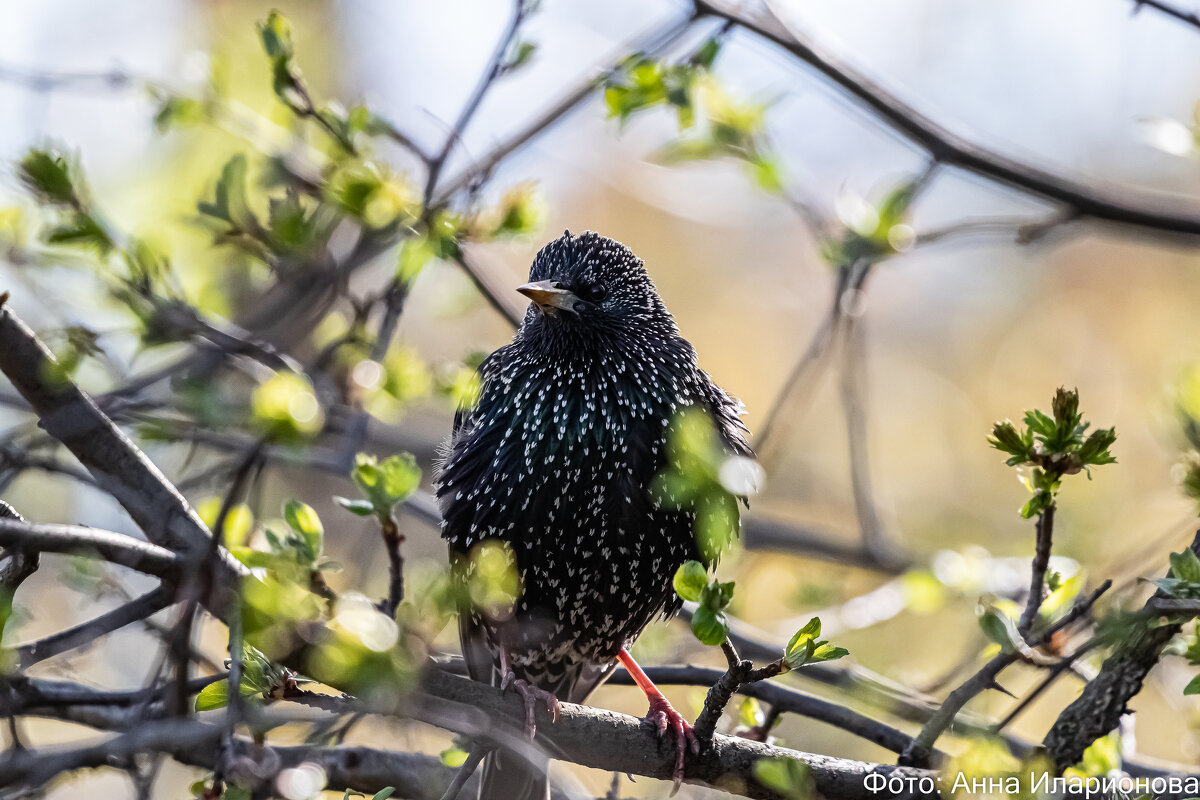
xmin=437 ymin=231 xmax=751 ymax=799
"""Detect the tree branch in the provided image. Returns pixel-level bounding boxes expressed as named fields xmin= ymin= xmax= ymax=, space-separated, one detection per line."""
xmin=1043 ymin=533 xmax=1200 ymax=770
xmin=15 ymin=587 xmax=172 ymax=669
xmin=0 ymin=519 xmax=184 ymax=580
xmin=0 ymin=302 xmax=245 ymax=600
xmin=1131 ymin=0 xmax=1200 ymax=33
xmin=899 ymin=580 xmax=1111 ymax=767
xmin=1017 ymin=505 xmax=1056 ymax=637
xmin=695 ymin=0 xmax=1200 ymax=238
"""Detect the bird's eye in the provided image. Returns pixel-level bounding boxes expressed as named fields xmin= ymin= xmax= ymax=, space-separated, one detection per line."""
xmin=582 ymin=283 xmax=608 ymax=303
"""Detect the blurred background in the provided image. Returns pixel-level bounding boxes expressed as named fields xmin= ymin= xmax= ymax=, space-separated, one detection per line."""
xmin=4 ymin=0 xmax=1200 ymax=797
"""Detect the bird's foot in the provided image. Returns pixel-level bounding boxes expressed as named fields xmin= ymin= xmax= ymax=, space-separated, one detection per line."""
xmin=643 ymin=693 xmax=698 ymax=793
xmin=500 ymin=672 xmax=561 ymax=739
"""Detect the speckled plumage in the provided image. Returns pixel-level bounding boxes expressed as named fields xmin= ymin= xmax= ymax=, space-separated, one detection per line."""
xmin=436 ymin=231 xmax=750 ymax=798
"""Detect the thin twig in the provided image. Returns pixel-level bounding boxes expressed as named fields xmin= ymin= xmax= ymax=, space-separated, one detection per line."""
xmin=439 ymin=746 xmax=489 ymax=800
xmin=1017 ymin=505 xmax=1056 ymax=637
xmin=424 ymin=0 xmax=529 ymax=204
xmin=899 ymin=579 xmax=1111 ymax=767
xmin=1131 ymin=0 xmax=1200 ymax=33
xmin=16 ymin=587 xmax=172 ymax=669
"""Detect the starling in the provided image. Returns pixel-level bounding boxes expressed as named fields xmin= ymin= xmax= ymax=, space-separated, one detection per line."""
xmin=436 ymin=231 xmax=751 ymax=799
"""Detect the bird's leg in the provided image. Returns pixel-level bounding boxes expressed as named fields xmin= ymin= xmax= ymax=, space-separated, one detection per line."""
xmin=617 ymin=647 xmax=697 ymax=791
xmin=498 ymin=649 xmax=561 ymax=739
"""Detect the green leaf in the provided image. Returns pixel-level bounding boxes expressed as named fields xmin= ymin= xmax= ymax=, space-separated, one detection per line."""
xmin=784 ymin=617 xmax=822 ymax=669
xmin=673 ymin=560 xmax=708 ymax=603
xmin=504 ymin=40 xmax=537 ymax=71
xmin=737 ymin=696 xmax=764 ymax=730
xmin=810 ymin=643 xmax=849 ymax=662
xmin=1170 ymin=548 xmax=1200 ymax=584
xmin=699 ymin=578 xmax=735 ymax=612
xmin=440 ymin=746 xmax=469 ymax=767
xmin=691 ymin=604 xmax=729 ymax=646
xmin=977 ymin=607 xmax=1012 ymax=651
xmin=199 ymin=154 xmax=251 ymax=228
xmin=195 ymin=679 xmax=230 ymax=711
xmin=1078 ymin=427 xmax=1117 ymax=466
xmin=370 ymin=789 xmax=396 ymax=800
xmin=18 ymin=148 xmax=78 ymax=206
xmin=46 ymin=215 xmax=113 ymax=253
xmin=259 ymin=10 xmax=294 ymax=59
xmin=334 ymin=496 xmax=376 ymax=517
xmin=1185 ymin=674 xmax=1200 ymax=696
xmin=692 ymin=37 xmax=722 ymax=70
xmin=379 ymin=453 xmax=421 ymax=503
xmin=351 ymin=452 xmax=421 ymax=514
xmin=989 ymin=420 xmax=1028 ymax=460
xmin=1020 ymin=491 xmax=1053 ymax=520
xmin=154 ymin=96 xmax=205 ymax=132
xmin=284 ymin=500 xmax=324 ymax=560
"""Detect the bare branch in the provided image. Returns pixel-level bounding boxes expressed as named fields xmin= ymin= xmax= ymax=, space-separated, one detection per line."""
xmin=695 ymin=0 xmax=1200 ymax=239
xmin=15 ymin=587 xmax=172 ymax=669
xmin=0 ymin=302 xmax=245 ymax=600
xmin=0 ymin=519 xmax=183 ymax=580
xmin=423 ymin=0 xmax=530 ymax=203
xmin=1131 ymin=0 xmax=1200 ymax=33
xmin=1017 ymin=505 xmax=1056 ymax=637
xmin=430 ymin=13 xmax=696 ymax=207
xmin=900 ymin=580 xmax=1111 ymax=768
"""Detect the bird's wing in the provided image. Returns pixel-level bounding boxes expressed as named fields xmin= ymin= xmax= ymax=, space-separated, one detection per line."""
xmin=450 ymin=548 xmax=500 ymax=686
xmin=702 ymin=378 xmax=754 ymax=458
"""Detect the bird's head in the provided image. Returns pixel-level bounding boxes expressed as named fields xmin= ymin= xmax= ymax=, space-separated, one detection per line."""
xmin=516 ymin=231 xmax=672 ymax=340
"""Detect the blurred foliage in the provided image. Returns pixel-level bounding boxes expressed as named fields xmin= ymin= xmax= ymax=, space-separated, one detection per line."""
xmin=9 ymin=2 xmax=1200 ymax=792
xmin=752 ymin=755 xmax=812 ymax=800
xmin=654 ymin=408 xmax=762 ymax=565
xmin=604 ymin=37 xmax=784 ymax=195
xmin=1063 ymin=732 xmax=1121 ymax=780
xmin=822 ymin=180 xmax=919 ymax=267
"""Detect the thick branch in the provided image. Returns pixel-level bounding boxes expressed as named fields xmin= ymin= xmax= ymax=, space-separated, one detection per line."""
xmin=0 ymin=519 xmax=184 ymax=580
xmin=418 ymin=667 xmax=939 ymax=800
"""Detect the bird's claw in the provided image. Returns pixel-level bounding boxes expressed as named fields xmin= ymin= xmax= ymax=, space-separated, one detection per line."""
xmin=500 ymin=672 xmax=560 ymax=739
xmin=643 ymin=694 xmax=697 ymax=794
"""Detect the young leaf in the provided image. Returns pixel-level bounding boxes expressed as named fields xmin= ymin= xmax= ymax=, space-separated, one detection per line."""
xmin=334 ymin=496 xmax=376 ymax=517
xmin=673 ymin=560 xmax=707 ymax=602
xmin=691 ymin=604 xmax=729 ymax=646
xmin=283 ymin=500 xmax=324 ymax=560
xmin=1169 ymin=548 xmax=1200 ymax=584
xmin=195 ymin=679 xmax=230 ymax=712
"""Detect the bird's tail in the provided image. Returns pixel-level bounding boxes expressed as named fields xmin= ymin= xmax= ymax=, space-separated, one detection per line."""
xmin=477 ymin=748 xmax=549 ymax=800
